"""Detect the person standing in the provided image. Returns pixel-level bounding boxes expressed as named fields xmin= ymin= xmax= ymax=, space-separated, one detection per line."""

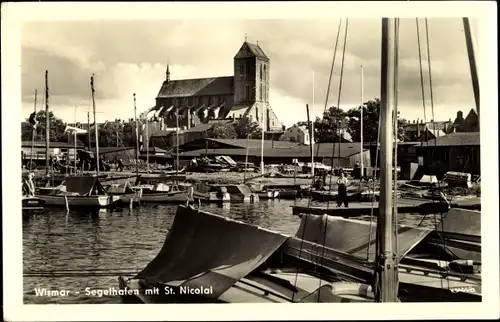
xmin=336 ymin=171 xmax=349 ymax=207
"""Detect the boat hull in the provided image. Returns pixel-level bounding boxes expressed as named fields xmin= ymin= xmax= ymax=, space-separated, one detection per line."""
xmin=37 ymin=194 xmax=114 ymax=208
xmin=22 ymin=196 xmax=45 ymax=211
xmin=256 ymin=190 xmax=280 ymax=200
xmin=118 ymin=191 xmax=189 ymax=204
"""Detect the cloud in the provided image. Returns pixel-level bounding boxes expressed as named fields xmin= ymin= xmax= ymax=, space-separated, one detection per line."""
xmin=21 ymin=18 xmax=478 ymax=127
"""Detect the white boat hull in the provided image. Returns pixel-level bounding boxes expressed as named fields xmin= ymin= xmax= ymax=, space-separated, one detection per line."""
xmin=37 ymin=194 xmax=114 ymax=207
xmin=118 ymin=191 xmax=189 ymax=204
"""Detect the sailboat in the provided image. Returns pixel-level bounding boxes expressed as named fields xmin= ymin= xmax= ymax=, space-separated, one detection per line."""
xmin=116 ymin=18 xmax=480 ymax=303
xmin=37 ymin=74 xmax=120 ymax=208
xmin=22 ymin=89 xmax=46 ymax=211
xmin=113 ymin=95 xmax=191 ymax=206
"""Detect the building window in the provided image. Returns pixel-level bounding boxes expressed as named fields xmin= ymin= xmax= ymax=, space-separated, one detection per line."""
xmin=239 ymin=64 xmax=244 ymax=77
xmin=264 ymin=65 xmax=267 ymax=81
xmin=246 ymin=85 xmax=250 ymax=100
xmin=260 ymin=64 xmax=263 ymax=81
xmin=259 ymin=84 xmax=262 ymax=100
xmin=305 ymin=134 xmax=309 ymax=142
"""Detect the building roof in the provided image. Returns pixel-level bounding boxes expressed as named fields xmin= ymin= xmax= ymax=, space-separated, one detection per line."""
xmin=156 ymin=76 xmax=234 ymax=99
xmin=421 ymin=132 xmax=480 ymax=147
xmin=234 ymin=41 xmax=270 ymax=61
xmin=91 ymin=146 xmax=135 ymax=154
xmin=207 ymin=138 xmax=301 ymax=149
xmin=22 ymin=141 xmax=84 ymax=148
xmin=184 ymin=123 xmax=214 ymax=133
xmin=150 ymin=130 xmax=175 ymax=137
xmin=179 ymin=142 xmax=367 ymax=159
xmin=201 ymin=139 xmax=367 ymax=158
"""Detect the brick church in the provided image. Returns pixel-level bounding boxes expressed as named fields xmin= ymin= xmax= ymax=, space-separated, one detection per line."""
xmin=151 ymin=41 xmax=283 ymax=132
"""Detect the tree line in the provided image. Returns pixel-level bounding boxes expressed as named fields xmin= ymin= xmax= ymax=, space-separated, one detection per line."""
xmin=211 ymin=98 xmax=410 ymax=142
xmin=21 ymin=110 xmax=139 ymax=148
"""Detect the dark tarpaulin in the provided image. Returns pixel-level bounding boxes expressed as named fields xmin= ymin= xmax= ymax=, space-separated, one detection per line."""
xmin=295 ymin=214 xmax=432 ymax=262
xmin=65 ymin=176 xmax=104 ymax=195
xmin=134 ymin=206 xmax=288 ymax=300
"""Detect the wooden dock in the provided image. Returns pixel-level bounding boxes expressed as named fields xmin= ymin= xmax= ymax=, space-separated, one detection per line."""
xmin=291 ymin=197 xmax=481 ymax=218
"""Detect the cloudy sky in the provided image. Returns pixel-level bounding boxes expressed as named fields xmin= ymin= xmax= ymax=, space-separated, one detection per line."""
xmin=18 ymin=3 xmax=483 ymax=127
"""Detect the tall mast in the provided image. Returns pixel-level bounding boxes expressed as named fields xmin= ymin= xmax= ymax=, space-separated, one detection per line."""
xmin=306 ymin=104 xmax=314 ymax=178
xmin=74 ymin=105 xmax=77 ymax=174
xmin=134 ymin=93 xmax=139 ymax=177
xmin=176 ymin=106 xmax=179 ymax=175
xmin=462 ymin=17 xmax=480 ymax=119
xmin=376 ymin=17 xmax=398 ymax=303
xmin=360 ymin=65 xmax=364 ymax=178
xmin=146 ymin=117 xmax=150 ymax=173
xmin=87 ymin=112 xmax=91 ymax=150
xmin=45 ymin=71 xmax=50 ymax=175
xmin=311 ymin=69 xmax=315 ymax=177
xmin=260 ymin=107 xmax=265 ymax=175
xmin=30 ymin=89 xmax=37 ymax=171
xmin=90 ymin=74 xmax=99 ymax=176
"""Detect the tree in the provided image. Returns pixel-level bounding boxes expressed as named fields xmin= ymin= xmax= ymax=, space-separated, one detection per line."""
xmin=21 ymin=110 xmax=67 ymax=142
xmin=314 ymin=106 xmax=348 ymax=143
xmin=233 ymin=117 xmax=260 ymax=139
xmin=122 ymin=123 xmax=137 ymax=147
xmin=98 ymin=121 xmax=125 ymax=147
xmin=345 ymin=98 xmax=408 ymax=143
xmin=212 ymin=122 xmax=237 ymax=139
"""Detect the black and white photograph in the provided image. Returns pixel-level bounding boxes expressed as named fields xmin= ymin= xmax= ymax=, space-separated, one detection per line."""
xmin=2 ymin=1 xmax=499 ymax=321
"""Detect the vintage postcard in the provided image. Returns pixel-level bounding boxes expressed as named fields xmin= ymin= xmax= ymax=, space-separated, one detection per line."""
xmin=2 ymin=1 xmax=498 ymax=321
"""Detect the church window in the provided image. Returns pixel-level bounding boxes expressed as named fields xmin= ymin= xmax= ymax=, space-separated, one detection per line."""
xmin=260 ymin=64 xmax=263 ymax=81
xmin=264 ymin=65 xmax=267 ymax=81
xmin=239 ymin=64 xmax=244 ymax=77
xmin=246 ymin=85 xmax=250 ymax=100
xmin=259 ymin=84 xmax=262 ymax=100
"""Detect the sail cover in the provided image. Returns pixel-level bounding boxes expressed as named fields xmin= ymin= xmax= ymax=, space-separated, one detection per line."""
xmin=134 ymin=206 xmax=288 ymax=300
xmin=65 ymin=176 xmax=104 ymax=196
xmin=294 ymin=214 xmax=432 ymax=262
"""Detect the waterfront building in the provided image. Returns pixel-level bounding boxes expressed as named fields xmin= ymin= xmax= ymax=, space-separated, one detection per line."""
xmin=280 ymin=124 xmax=314 ymax=145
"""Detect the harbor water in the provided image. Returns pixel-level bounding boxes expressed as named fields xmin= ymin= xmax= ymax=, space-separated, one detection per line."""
xmin=23 ymin=199 xmax=437 ymax=304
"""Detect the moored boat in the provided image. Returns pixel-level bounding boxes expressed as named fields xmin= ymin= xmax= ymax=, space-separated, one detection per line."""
xmin=22 ymin=196 xmax=45 ymax=211
xmin=37 ymin=175 xmax=119 ymax=208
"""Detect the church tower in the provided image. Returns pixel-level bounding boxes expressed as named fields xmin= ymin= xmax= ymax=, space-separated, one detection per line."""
xmin=233 ymin=40 xmax=270 ymax=105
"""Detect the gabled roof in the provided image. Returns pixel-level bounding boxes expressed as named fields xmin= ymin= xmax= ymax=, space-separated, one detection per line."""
xmin=234 ymin=42 xmax=270 ymax=61
xmin=421 ymin=132 xmax=480 ymax=147
xmin=156 ymin=76 xmax=234 ymax=99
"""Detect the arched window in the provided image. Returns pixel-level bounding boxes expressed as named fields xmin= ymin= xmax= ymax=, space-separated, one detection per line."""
xmin=260 ymin=64 xmax=263 ymax=81
xmin=259 ymin=84 xmax=262 ymax=100
xmin=264 ymin=65 xmax=267 ymax=81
